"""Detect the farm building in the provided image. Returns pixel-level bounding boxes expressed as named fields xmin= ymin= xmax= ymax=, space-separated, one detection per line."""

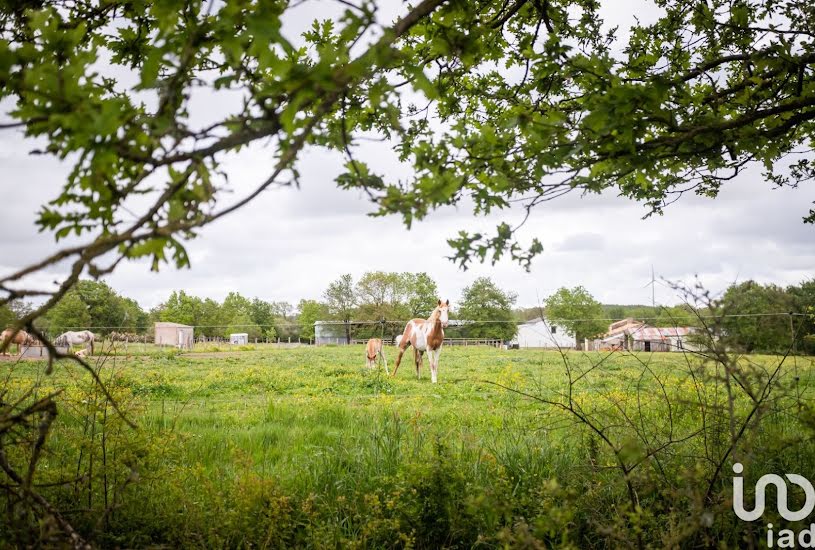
xmin=511 ymin=317 xmax=576 ymax=349
xmin=599 ymin=325 xmax=698 ymax=352
xmin=230 ymin=333 xmax=249 ymax=345
xmin=607 ymin=318 xmax=646 ymax=338
xmin=154 ymin=322 xmax=194 ymax=350
xmin=629 ymin=326 xmax=698 ymax=352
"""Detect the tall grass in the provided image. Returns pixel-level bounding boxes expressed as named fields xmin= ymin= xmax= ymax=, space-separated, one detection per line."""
xmin=2 ymin=346 xmax=814 ymax=547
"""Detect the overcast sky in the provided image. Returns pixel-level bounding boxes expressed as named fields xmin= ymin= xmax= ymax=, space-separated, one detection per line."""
xmin=1 ymin=1 xmax=813 ymax=312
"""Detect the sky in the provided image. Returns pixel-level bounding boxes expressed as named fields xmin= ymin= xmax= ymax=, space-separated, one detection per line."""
xmin=1 ymin=1 xmax=813 ymax=312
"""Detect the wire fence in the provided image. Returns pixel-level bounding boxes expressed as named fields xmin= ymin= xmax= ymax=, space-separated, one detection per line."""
xmin=36 ymin=311 xmax=811 ymax=331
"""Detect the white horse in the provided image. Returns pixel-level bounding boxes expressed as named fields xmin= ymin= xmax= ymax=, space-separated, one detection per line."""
xmin=392 ymin=300 xmax=449 ymax=383
xmin=54 ymin=330 xmax=95 ymax=355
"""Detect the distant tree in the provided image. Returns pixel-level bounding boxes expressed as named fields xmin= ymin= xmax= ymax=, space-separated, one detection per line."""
xmin=45 ymin=291 xmax=91 ymax=335
xmin=159 ymin=291 xmax=206 ymax=327
xmin=265 ymin=300 xmax=297 ymax=340
xmin=458 ymin=277 xmax=517 ymax=341
xmin=788 ymin=279 xmax=815 ymax=354
xmin=220 ymin=292 xmax=272 ymax=338
xmin=73 ymin=280 xmax=128 ymax=334
xmin=652 ymin=305 xmax=699 ymax=328
xmin=402 ymin=272 xmax=439 ymax=318
xmin=545 ymin=287 xmax=607 ymax=342
xmin=356 ymin=271 xmax=409 ymax=322
xmin=120 ymin=297 xmax=149 ymax=333
xmin=512 ymin=307 xmax=543 ymax=322
xmin=250 ymin=298 xmax=275 ymax=329
xmin=269 ymin=301 xmax=293 ymax=319
xmin=199 ymin=298 xmax=223 ymax=338
xmin=0 ymin=304 xmax=12 ymax=330
xmin=0 ymin=299 xmax=31 ymax=330
xmin=41 ymin=281 xmax=143 ymax=335
xmin=721 ymin=281 xmax=795 ymax=353
xmin=223 ymin=312 xmax=264 ymax=340
xmin=324 ymin=274 xmax=356 ymax=344
xmin=297 ymin=300 xmax=329 ymax=341
xmin=604 ymin=306 xmax=628 ymax=322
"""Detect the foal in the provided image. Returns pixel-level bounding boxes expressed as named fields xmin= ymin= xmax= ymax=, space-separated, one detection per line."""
xmin=365 ymin=338 xmax=388 ymax=373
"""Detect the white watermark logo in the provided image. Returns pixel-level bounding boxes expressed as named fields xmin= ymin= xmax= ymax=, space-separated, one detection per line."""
xmin=733 ymin=462 xmax=815 ymax=547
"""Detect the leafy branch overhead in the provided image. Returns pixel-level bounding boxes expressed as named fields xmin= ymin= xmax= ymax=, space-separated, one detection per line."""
xmin=2 ymin=0 xmax=814 ymax=312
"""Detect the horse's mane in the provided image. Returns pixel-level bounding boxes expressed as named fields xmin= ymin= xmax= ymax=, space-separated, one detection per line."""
xmin=427 ymin=307 xmax=441 ymax=324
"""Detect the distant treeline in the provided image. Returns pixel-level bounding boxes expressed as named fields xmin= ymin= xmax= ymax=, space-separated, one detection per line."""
xmin=2 ymin=277 xmax=812 ymax=354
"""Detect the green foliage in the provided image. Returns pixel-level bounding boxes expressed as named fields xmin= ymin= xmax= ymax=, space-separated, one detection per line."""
xmin=789 ymin=279 xmax=815 ymax=354
xmin=355 ymin=271 xmax=410 ymax=321
xmin=403 ymin=272 xmax=440 ymax=318
xmin=43 ymin=291 xmax=91 ymax=334
xmin=3 ymin=346 xmax=814 ymax=547
xmin=0 ymin=299 xmax=30 ymax=329
xmin=43 ymin=280 xmax=147 ymax=335
xmin=721 ymin=280 xmax=796 ymax=353
xmin=457 ymin=276 xmax=517 ymax=340
xmin=324 ymin=274 xmax=356 ymax=343
xmin=545 ymin=286 xmax=607 ymax=341
xmin=3 ymin=0 xmax=813 ymax=293
xmin=297 ymin=299 xmax=328 ymax=340
xmin=155 ymin=290 xmax=206 ymax=327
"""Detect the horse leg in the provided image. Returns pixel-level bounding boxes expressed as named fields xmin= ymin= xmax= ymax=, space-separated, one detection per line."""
xmin=429 ymin=349 xmax=439 ymax=383
xmin=393 ymin=342 xmax=408 ymax=376
xmin=414 ymin=348 xmax=424 ymax=379
xmin=380 ymin=349 xmax=389 ymax=375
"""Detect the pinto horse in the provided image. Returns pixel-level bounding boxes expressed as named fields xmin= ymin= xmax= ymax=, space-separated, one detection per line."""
xmin=0 ymin=328 xmax=33 ymax=355
xmin=54 ymin=330 xmax=95 ymax=355
xmin=392 ymin=300 xmax=449 ymax=383
xmin=365 ymin=338 xmax=389 ymax=374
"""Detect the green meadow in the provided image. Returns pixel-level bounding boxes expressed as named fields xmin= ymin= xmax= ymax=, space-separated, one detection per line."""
xmin=3 ymin=345 xmax=814 ymax=548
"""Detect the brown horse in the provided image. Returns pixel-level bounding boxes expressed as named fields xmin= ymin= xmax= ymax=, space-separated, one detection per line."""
xmin=365 ymin=338 xmax=388 ymax=374
xmin=0 ymin=328 xmax=33 ymax=356
xmin=392 ymin=300 xmax=449 ymax=383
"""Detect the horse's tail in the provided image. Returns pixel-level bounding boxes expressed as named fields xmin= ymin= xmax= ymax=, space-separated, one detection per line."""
xmin=395 ymin=335 xmax=403 ymax=347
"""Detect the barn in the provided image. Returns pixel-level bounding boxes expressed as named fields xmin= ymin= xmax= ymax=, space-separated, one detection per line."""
xmin=154 ymin=322 xmax=194 ymax=350
xmin=511 ymin=317 xmax=576 ymax=349
xmin=629 ymin=326 xmax=698 ymax=352
xmin=599 ymin=325 xmax=699 ymax=352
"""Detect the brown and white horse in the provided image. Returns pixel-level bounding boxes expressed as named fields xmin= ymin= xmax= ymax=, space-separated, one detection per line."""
xmin=365 ymin=338 xmax=388 ymax=374
xmin=392 ymin=300 xmax=449 ymax=383
xmin=0 ymin=328 xmax=33 ymax=356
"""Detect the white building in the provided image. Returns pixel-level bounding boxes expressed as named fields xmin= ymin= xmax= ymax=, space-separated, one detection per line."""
xmin=512 ymin=317 xmax=576 ymax=349
xmin=230 ymin=333 xmax=249 ymax=345
xmin=154 ymin=322 xmax=194 ymax=350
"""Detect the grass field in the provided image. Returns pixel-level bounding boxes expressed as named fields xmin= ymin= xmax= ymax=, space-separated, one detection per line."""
xmin=3 ymin=345 xmax=815 ymax=547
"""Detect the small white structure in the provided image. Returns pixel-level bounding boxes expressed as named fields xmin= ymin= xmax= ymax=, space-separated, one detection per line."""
xmin=154 ymin=322 xmax=194 ymax=350
xmin=314 ymin=321 xmax=349 ymax=345
xmin=230 ymin=333 xmax=249 ymax=345
xmin=512 ymin=317 xmax=576 ymax=349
